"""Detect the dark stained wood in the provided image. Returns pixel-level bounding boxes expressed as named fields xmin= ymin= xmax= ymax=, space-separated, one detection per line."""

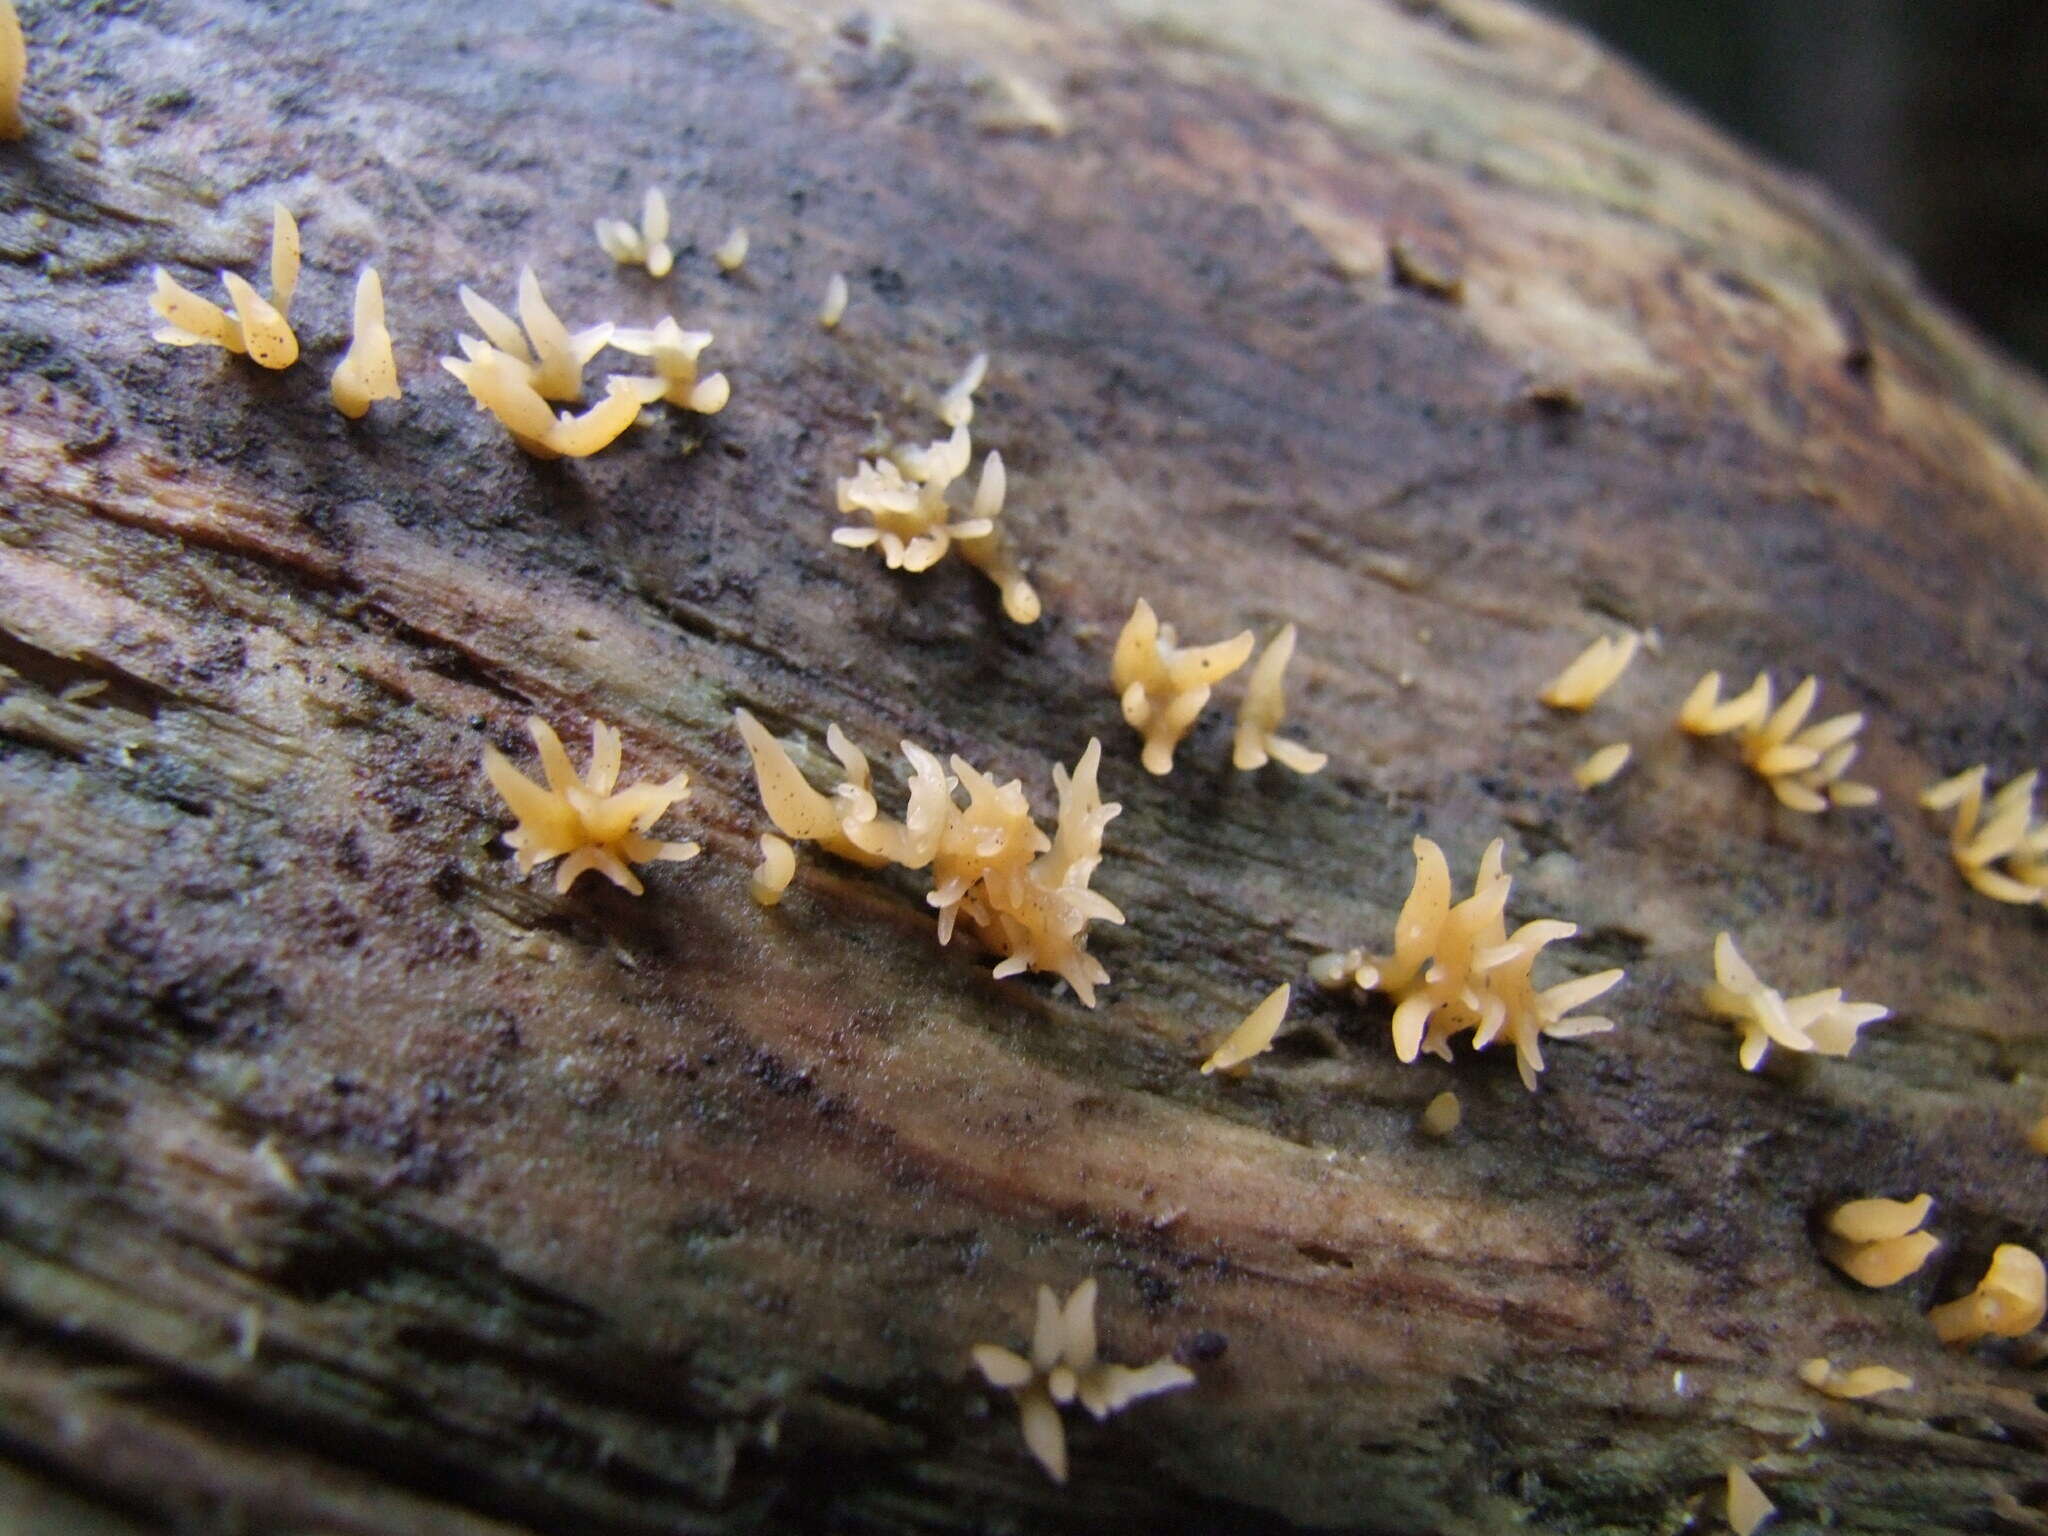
xmin=1 ymin=1 xmax=2044 ymax=1531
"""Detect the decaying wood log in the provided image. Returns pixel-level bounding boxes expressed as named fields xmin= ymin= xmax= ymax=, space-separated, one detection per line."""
xmin=1 ymin=1 xmax=2045 ymax=1531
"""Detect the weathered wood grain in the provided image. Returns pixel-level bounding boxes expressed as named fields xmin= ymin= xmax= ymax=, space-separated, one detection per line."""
xmin=1 ymin=1 xmax=2044 ymax=1531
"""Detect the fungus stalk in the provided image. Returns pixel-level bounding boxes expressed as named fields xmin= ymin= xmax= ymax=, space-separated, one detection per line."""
xmin=1540 ymin=632 xmax=1639 ymax=710
xmin=1704 ymin=933 xmax=1889 ymax=1071
xmin=595 ymin=188 xmax=674 ymax=278
xmin=1317 ymin=837 xmax=1624 ymax=1090
xmin=1199 ymin=984 xmax=1290 ymax=1075
xmin=330 ymin=268 xmax=401 ymax=419
xmin=970 ymin=1280 xmax=1194 ymax=1485
xmin=1112 ymin=598 xmax=1254 ymax=775
xmin=482 ymin=716 xmax=700 ymax=895
xmin=1233 ymin=624 xmax=1326 ymax=774
xmin=1679 ymin=671 xmax=1877 ymax=811
xmin=150 ymin=203 xmax=303 ymax=370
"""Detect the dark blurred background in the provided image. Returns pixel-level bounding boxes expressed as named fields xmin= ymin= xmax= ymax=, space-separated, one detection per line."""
xmin=1533 ymin=0 xmax=2048 ymax=377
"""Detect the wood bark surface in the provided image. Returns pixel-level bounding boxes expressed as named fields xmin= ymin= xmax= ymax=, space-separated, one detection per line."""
xmin=1 ymin=1 xmax=2045 ymax=1532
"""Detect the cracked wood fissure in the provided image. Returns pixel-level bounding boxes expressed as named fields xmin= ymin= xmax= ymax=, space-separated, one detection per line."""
xmin=1 ymin=1 xmax=2045 ymax=1532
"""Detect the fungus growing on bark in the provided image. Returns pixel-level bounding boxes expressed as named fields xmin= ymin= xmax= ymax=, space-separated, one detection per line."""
xmin=1313 ymin=837 xmax=1623 ymax=1090
xmin=1573 ymin=742 xmax=1632 ymax=790
xmin=1679 ymin=672 xmax=1877 ymax=811
xmin=732 ymin=711 xmax=1122 ymax=1002
xmin=595 ymin=188 xmax=673 ymax=277
xmin=1703 ymin=933 xmax=1889 ymax=1071
xmin=1540 ymin=632 xmax=1639 ymax=710
xmin=750 ymin=834 xmax=796 ymax=906
xmin=151 ymin=204 xmax=302 ymax=369
xmin=713 ymin=225 xmax=749 ymax=273
xmin=971 ymin=1279 xmax=1195 ymax=1485
xmin=819 ymin=272 xmax=849 ymax=329
xmin=1420 ymin=1091 xmax=1461 ymax=1137
xmin=1199 ymin=984 xmax=1290 ymax=1074
xmin=1232 ymin=624 xmax=1326 ymax=774
xmin=442 ymin=345 xmax=663 ymax=458
xmin=939 ymin=351 xmax=988 ymax=428
xmin=832 ymin=426 xmax=1040 ymax=621
xmin=1112 ymin=599 xmax=1254 ymax=775
xmin=1726 ymin=1464 xmax=1775 ymax=1535
xmin=455 ymin=268 xmax=612 ymax=402
xmin=1928 ymin=1244 xmax=2046 ymax=1347
xmin=1821 ymin=1194 xmax=1939 ymax=1287
xmin=482 ymin=716 xmax=699 ymax=895
xmin=608 ymin=318 xmax=730 ymax=415
xmin=1797 ymin=1358 xmax=1911 ymax=1399
xmin=0 ymin=0 xmax=24 ymax=140
xmin=1919 ymin=766 xmax=2046 ymax=904
xmin=330 ymin=268 xmax=400 ymax=419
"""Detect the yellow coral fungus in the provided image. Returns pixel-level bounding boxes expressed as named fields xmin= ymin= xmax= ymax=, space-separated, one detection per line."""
xmin=1920 ymin=766 xmax=2046 ymax=905
xmin=1199 ymin=983 xmax=1290 ymax=1075
xmin=819 ymin=271 xmax=849 ymax=330
xmin=971 ymin=1279 xmax=1195 ymax=1485
xmin=150 ymin=204 xmax=302 ymax=369
xmin=939 ymin=351 xmax=988 ymax=428
xmin=1726 ymin=1464 xmax=1775 ymax=1536
xmin=1572 ymin=742 xmax=1632 ymax=790
xmin=1678 ymin=671 xmax=1876 ymax=811
xmin=595 ymin=187 xmax=673 ymax=278
xmin=482 ymin=716 xmax=699 ymax=895
xmin=1540 ymin=632 xmax=1639 ymax=710
xmin=1822 ymin=1194 xmax=1940 ymax=1287
xmin=442 ymin=344 xmax=662 ymax=458
xmin=1929 ymin=1244 xmax=2046 ymax=1346
xmin=732 ymin=711 xmax=1122 ymax=1002
xmin=1797 ymin=1358 xmax=1911 ymax=1399
xmin=330 ymin=268 xmax=400 ymax=419
xmin=713 ymin=225 xmax=749 ymax=273
xmin=1233 ymin=624 xmax=1326 ymax=774
xmin=608 ymin=318 xmax=730 ymax=415
xmin=1420 ymin=1090 xmax=1461 ymax=1137
xmin=456 ymin=268 xmax=611 ymax=402
xmin=1315 ymin=837 xmax=1623 ymax=1090
xmin=0 ymin=0 xmax=24 ymax=140
xmin=832 ymin=425 xmax=1040 ymax=622
xmin=750 ymin=834 xmax=796 ymax=907
xmin=1112 ymin=599 xmax=1254 ymax=775
xmin=1704 ymin=933 xmax=1889 ymax=1071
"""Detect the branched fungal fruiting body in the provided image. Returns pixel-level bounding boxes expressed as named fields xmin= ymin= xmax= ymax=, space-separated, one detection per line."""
xmin=1572 ymin=742 xmax=1631 ymax=790
xmin=1703 ymin=933 xmax=1888 ymax=1071
xmin=971 ymin=1280 xmax=1194 ymax=1484
xmin=1821 ymin=1194 xmax=1940 ymax=1287
xmin=454 ymin=268 xmax=613 ymax=403
xmin=1540 ymin=632 xmax=1639 ymax=710
xmin=832 ymin=425 xmax=1040 ymax=622
xmin=1233 ymin=624 xmax=1326 ymax=774
xmin=1678 ymin=671 xmax=1876 ymax=811
xmin=151 ymin=203 xmax=302 ymax=369
xmin=713 ymin=225 xmax=749 ymax=273
xmin=595 ymin=188 xmax=673 ymax=278
xmin=1112 ymin=599 xmax=1254 ymax=775
xmin=330 ymin=268 xmax=400 ymax=419
xmin=1920 ymin=766 xmax=2046 ymax=904
xmin=732 ymin=711 xmax=1122 ymax=1002
xmin=608 ymin=318 xmax=730 ymax=415
xmin=483 ymin=716 xmax=699 ymax=895
xmin=1314 ymin=837 xmax=1623 ymax=1090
